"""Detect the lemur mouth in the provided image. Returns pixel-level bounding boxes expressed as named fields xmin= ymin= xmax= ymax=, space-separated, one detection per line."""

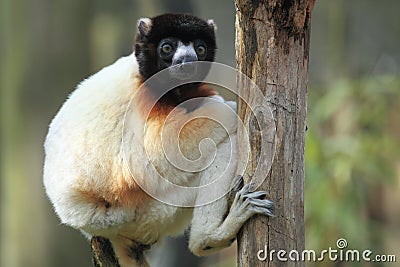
xmin=169 ymin=62 xmax=198 ymax=80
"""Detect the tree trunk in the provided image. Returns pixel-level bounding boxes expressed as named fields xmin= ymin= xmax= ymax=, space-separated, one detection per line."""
xmin=235 ymin=1 xmax=315 ymax=266
xmin=91 ymin=237 xmax=120 ymax=267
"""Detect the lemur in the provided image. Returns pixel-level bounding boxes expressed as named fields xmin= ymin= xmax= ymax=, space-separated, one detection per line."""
xmin=43 ymin=14 xmax=274 ymax=267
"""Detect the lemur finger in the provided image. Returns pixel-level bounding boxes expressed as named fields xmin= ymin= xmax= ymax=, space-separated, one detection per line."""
xmin=249 ymin=199 xmax=275 ymax=217
xmin=233 ymin=182 xmax=261 ymax=206
xmin=233 ymin=183 xmax=257 ymax=205
xmin=231 ymin=175 xmax=244 ymax=192
xmin=238 ymin=182 xmax=256 ymax=195
xmin=251 ymin=205 xmax=275 ymax=217
xmin=228 ymin=176 xmax=244 ymax=205
xmin=248 ymin=198 xmax=274 ymax=209
xmin=243 ymin=191 xmax=267 ymax=200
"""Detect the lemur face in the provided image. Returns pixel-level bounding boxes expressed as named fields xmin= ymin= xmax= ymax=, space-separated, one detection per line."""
xmin=157 ymin=37 xmax=208 ymax=80
xmin=134 ymin=14 xmax=217 ymax=81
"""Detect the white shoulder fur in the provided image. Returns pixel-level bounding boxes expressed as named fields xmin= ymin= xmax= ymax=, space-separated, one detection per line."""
xmin=44 ymin=54 xmax=143 ymax=230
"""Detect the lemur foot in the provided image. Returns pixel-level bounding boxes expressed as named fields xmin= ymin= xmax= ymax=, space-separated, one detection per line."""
xmin=229 ymin=177 xmax=274 ymax=221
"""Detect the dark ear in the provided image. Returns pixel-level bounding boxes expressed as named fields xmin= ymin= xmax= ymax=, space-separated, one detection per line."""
xmin=207 ymin=19 xmax=217 ymax=33
xmin=137 ymin=18 xmax=152 ymax=36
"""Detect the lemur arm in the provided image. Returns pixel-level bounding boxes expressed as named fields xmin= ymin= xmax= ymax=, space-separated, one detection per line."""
xmin=188 ymin=136 xmax=274 ymax=256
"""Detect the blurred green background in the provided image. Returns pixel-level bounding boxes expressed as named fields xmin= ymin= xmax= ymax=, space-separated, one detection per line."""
xmin=1 ymin=0 xmax=399 ymax=266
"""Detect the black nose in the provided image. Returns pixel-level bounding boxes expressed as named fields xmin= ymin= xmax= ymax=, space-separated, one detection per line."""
xmin=169 ymin=53 xmax=198 ymax=80
xmin=174 ymin=54 xmax=198 ymax=65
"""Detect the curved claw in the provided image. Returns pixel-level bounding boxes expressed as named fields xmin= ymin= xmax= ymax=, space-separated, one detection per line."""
xmin=251 ymin=205 xmax=275 ymax=217
xmin=231 ymin=175 xmax=244 ymax=192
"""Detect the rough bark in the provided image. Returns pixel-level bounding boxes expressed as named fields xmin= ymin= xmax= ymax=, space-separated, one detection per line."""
xmin=235 ymin=0 xmax=315 ymax=266
xmin=91 ymin=237 xmax=120 ymax=267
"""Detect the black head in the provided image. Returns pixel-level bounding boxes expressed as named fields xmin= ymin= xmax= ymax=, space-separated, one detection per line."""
xmin=134 ymin=14 xmax=217 ymax=81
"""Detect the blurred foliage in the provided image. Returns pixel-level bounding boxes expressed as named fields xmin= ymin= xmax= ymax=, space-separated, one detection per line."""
xmin=305 ymin=76 xmax=400 ymax=266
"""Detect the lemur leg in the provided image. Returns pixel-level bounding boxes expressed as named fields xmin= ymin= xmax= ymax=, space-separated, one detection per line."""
xmin=188 ymin=137 xmax=274 ymax=256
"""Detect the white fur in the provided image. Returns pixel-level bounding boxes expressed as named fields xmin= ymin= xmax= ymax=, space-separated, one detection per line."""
xmin=44 ymin=53 xmax=272 ymax=266
xmin=137 ymin=18 xmax=152 ymax=35
xmin=207 ymin=19 xmax=217 ymax=32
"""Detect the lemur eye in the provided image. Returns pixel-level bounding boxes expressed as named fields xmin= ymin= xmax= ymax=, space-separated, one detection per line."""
xmin=196 ymin=45 xmax=206 ymax=56
xmin=194 ymin=40 xmax=207 ymax=60
xmin=162 ymin=43 xmax=173 ymax=54
xmin=158 ymin=38 xmax=177 ymax=60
